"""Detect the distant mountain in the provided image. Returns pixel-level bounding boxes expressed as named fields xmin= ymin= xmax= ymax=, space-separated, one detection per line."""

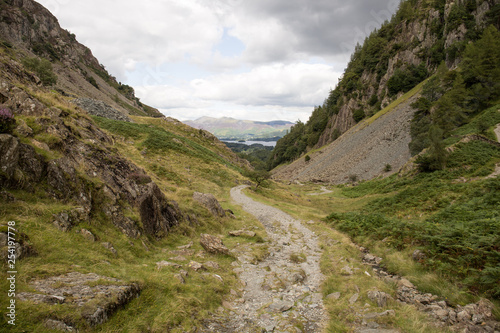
xmin=184 ymin=116 xmax=294 ymax=140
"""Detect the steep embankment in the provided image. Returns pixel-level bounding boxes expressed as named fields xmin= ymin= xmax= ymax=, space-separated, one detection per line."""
xmin=269 ymin=0 xmax=500 ymax=171
xmin=273 ymin=86 xmax=421 ymax=184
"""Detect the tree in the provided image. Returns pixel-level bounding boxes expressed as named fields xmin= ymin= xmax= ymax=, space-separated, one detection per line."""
xmin=245 ymin=170 xmax=271 ymax=189
xmin=416 ymin=125 xmax=448 ymax=172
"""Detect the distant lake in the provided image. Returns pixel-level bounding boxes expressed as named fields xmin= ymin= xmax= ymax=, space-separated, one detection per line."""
xmin=223 ymin=140 xmax=277 ymax=147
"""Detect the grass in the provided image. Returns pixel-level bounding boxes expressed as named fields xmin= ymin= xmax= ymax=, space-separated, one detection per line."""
xmin=0 ymin=106 xmax=262 ymax=332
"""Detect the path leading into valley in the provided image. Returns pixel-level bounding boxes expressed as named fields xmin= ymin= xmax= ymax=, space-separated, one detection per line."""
xmin=203 ymin=185 xmax=327 ymax=332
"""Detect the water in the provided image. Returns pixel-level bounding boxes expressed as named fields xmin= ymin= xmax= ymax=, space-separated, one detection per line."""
xmin=223 ymin=140 xmax=277 ymax=147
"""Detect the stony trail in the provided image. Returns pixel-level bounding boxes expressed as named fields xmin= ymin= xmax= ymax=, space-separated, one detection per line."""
xmin=203 ymin=185 xmax=327 ymax=332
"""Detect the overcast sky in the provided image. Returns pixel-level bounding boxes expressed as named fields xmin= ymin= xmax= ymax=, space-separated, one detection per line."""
xmin=37 ymin=0 xmax=400 ymax=122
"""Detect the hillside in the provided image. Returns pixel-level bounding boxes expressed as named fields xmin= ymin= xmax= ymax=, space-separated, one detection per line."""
xmin=184 ymin=116 xmax=293 ymax=140
xmin=0 ymin=1 xmax=259 ymax=331
xmin=269 ymin=0 xmax=500 ymax=173
xmin=273 ymin=85 xmax=422 ymax=184
xmin=0 ymin=0 xmax=163 ymax=118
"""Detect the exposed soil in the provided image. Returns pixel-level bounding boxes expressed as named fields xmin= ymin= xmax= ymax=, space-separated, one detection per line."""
xmin=202 ymin=185 xmax=327 ymax=332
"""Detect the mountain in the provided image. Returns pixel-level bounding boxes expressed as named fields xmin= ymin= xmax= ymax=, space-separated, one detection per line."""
xmin=269 ymin=0 xmax=500 ymax=175
xmin=184 ymin=116 xmax=293 ymax=140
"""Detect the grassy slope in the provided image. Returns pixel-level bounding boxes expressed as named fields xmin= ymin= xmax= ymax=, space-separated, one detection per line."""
xmin=0 ymin=101 xmax=269 ymax=332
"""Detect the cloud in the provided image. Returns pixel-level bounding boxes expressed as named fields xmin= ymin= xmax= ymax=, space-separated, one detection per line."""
xmin=191 ymin=63 xmax=340 ymax=107
xmin=36 ymin=0 xmax=400 ymax=122
xmin=40 ymin=0 xmax=223 ymax=77
xmin=226 ymin=0 xmax=400 ymax=64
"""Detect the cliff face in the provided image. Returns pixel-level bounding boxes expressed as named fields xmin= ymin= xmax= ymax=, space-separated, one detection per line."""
xmin=317 ymin=0 xmax=499 ymax=147
xmin=0 ymin=0 xmax=163 ymax=118
xmin=270 ymin=0 xmax=500 ymax=169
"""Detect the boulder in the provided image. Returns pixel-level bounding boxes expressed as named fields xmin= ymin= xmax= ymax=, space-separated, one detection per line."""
xmin=188 ymin=261 xmax=205 ymax=272
xmin=193 ymin=192 xmax=226 ymax=218
xmin=156 ymin=261 xmax=182 ymax=270
xmin=80 ymin=229 xmax=96 ymax=242
xmin=199 ymin=234 xmax=230 ymax=255
xmin=229 ymin=230 xmax=256 ymax=237
xmin=138 ymin=183 xmax=183 ymax=238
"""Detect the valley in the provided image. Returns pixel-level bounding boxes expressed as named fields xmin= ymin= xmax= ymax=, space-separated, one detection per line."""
xmin=0 ymin=0 xmax=499 ymax=332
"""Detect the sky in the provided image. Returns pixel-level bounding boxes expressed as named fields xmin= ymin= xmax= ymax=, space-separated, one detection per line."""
xmin=37 ymin=0 xmax=401 ymax=122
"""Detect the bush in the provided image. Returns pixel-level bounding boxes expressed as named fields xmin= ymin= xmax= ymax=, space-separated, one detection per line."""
xmin=0 ymin=108 xmax=16 ymax=134
xmin=22 ymin=57 xmax=57 ymax=86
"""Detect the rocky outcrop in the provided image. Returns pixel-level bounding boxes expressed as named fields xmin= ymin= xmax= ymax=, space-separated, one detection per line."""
xmin=193 ymin=192 xmax=227 ymax=218
xmin=0 ymin=133 xmax=45 ymax=187
xmin=73 ymin=98 xmax=131 ymax=122
xmin=17 ymin=272 xmax=141 ymax=328
xmin=139 ymin=183 xmax=184 ymax=238
xmin=0 ymin=80 xmax=184 ymax=240
xmin=361 ymin=248 xmax=500 ymax=332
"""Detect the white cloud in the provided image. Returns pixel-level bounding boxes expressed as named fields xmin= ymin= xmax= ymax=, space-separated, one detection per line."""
xmin=36 ymin=0 xmax=399 ymax=122
xmin=191 ymin=63 xmax=339 ymax=107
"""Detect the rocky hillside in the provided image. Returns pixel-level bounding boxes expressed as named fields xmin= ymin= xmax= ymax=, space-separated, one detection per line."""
xmin=0 ymin=0 xmax=163 ymax=118
xmin=0 ymin=1 xmax=258 ymax=331
xmin=269 ymin=0 xmax=500 ymax=171
xmin=273 ymin=87 xmax=421 ymax=184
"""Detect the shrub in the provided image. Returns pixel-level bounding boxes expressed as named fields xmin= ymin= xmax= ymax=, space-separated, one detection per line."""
xmin=0 ymin=108 xmax=16 ymax=133
xmin=22 ymin=57 xmax=57 ymax=86
xmin=384 ymin=164 xmax=392 ymax=172
xmin=305 ymin=155 xmax=311 ymax=162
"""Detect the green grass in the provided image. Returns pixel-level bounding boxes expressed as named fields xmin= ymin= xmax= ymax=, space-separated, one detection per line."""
xmin=92 ymin=116 xmax=243 ymax=174
xmin=324 ymin=139 xmax=500 ymax=301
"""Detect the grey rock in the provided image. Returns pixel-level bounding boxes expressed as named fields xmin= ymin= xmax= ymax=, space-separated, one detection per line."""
xmin=193 ymin=192 xmax=226 ymax=218
xmin=203 ymin=261 xmax=220 ymax=270
xmin=268 ymin=300 xmax=293 ymax=312
xmin=101 ymin=242 xmax=117 ymax=255
xmin=229 ymin=230 xmax=256 ymax=237
xmin=367 ymin=290 xmax=391 ymax=307
xmin=412 ymin=249 xmax=426 ymax=262
xmin=73 ymin=98 xmax=131 ymax=122
xmin=341 ymin=265 xmax=354 ymax=276
xmin=45 ymin=319 xmax=76 ymax=332
xmin=188 ymin=261 xmax=205 ymax=272
xmin=349 ymin=293 xmax=359 ymax=305
xmin=327 ymin=292 xmax=341 ymax=300
xmin=80 ymin=229 xmax=96 ymax=242
xmin=139 ymin=183 xmax=183 ymax=238
xmin=199 ymin=234 xmax=229 ymax=255
xmin=17 ymin=272 xmax=140 ymax=327
xmin=156 ymin=261 xmax=182 ymax=270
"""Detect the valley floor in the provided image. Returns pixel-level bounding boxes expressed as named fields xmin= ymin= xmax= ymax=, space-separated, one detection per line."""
xmin=207 ymin=184 xmax=500 ymax=333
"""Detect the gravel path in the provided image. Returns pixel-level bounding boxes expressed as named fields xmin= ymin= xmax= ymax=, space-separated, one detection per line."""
xmin=203 ymin=185 xmax=327 ymax=332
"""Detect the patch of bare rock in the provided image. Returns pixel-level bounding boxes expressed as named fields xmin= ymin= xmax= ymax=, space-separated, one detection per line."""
xmin=17 ymin=272 xmax=141 ymax=329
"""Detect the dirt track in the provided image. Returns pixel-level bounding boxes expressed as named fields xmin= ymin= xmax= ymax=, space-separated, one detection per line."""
xmin=202 ymin=185 xmax=327 ymax=332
